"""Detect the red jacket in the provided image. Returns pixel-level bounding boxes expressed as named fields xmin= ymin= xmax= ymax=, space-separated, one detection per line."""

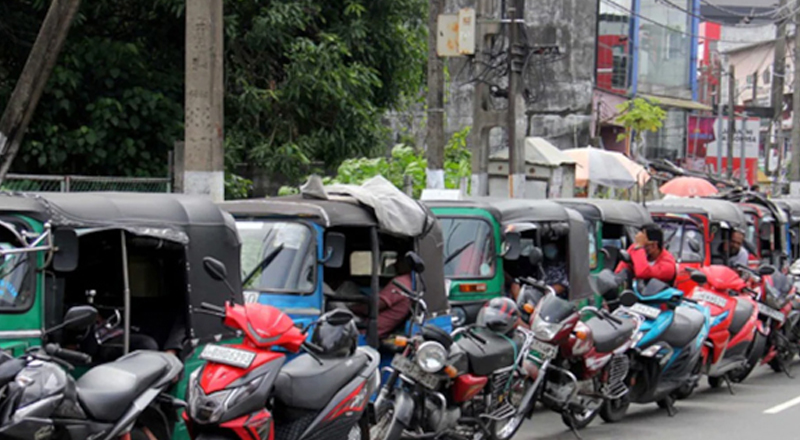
xmin=615 ymin=245 xmax=677 ymax=284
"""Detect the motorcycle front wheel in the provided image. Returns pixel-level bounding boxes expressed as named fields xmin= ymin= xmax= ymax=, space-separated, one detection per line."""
xmin=370 ymin=402 xmax=404 ymax=440
xmin=729 ymin=332 xmax=767 ymax=383
xmin=599 ymin=395 xmax=630 ymax=423
xmin=560 ymin=405 xmax=599 ymax=430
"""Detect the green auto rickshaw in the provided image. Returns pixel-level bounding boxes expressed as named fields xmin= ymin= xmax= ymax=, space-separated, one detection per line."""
xmin=0 ymin=192 xmax=242 ymax=440
xmin=425 ymin=197 xmax=594 ymax=325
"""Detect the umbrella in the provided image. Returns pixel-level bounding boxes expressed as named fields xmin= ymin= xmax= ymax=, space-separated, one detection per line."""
xmin=659 ymin=176 xmax=718 ymax=197
xmin=563 ymin=147 xmax=650 ymax=188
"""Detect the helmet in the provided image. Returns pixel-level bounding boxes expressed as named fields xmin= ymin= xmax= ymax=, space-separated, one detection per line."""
xmin=477 ymin=297 xmax=520 ymax=335
xmin=310 ymin=309 xmax=358 ymax=358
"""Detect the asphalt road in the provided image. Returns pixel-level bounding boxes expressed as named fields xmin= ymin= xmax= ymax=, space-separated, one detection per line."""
xmin=516 ymin=363 xmax=800 ymax=440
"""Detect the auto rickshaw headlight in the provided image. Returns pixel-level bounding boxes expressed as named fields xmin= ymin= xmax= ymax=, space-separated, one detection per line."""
xmin=416 ymin=341 xmax=447 ymax=373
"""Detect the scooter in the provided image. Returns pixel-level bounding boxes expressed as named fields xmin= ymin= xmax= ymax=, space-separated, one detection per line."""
xmin=686 ymin=266 xmax=760 ymax=389
xmin=183 ymin=257 xmax=380 ymax=440
xmin=602 ymin=277 xmax=711 ymax=421
xmin=0 ymin=306 xmax=184 ymax=440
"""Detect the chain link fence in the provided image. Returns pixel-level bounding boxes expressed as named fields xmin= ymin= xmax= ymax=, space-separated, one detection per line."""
xmin=3 ymin=174 xmax=171 ymax=193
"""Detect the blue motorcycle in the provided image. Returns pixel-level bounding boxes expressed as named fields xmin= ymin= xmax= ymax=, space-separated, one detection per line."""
xmin=601 ymin=278 xmax=711 ymax=422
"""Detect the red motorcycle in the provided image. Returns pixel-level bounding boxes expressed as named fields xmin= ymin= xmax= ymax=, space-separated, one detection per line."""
xmin=184 ymin=258 xmax=380 ymax=440
xmin=685 ymin=266 xmax=759 ymax=388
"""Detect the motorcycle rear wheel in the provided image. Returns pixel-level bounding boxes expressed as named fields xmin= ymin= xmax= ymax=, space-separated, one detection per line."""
xmin=729 ymin=332 xmax=767 ymax=383
xmin=599 ymin=395 xmax=630 ymax=423
xmin=490 ymin=377 xmax=532 ymax=440
xmin=560 ymin=406 xmax=599 ymax=430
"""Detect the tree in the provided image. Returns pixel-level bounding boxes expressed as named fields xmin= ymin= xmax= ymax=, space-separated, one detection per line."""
xmin=615 ymin=97 xmax=667 ymax=157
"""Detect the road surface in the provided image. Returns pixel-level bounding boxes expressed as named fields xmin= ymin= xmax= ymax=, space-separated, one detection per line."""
xmin=517 ymin=363 xmax=800 ymax=439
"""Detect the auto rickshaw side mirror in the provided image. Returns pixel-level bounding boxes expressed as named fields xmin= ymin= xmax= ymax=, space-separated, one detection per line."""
xmin=687 ymin=239 xmax=701 ymax=253
xmin=690 ymin=270 xmax=708 ymax=285
xmin=758 ymin=265 xmax=776 ymax=276
xmin=404 ymin=251 xmax=426 ymax=274
xmin=503 ymin=231 xmax=522 ymax=260
xmin=528 ymin=247 xmax=543 ymax=266
xmin=203 ymin=257 xmax=228 ymax=281
xmin=759 ymin=223 xmax=772 ymax=241
xmin=53 ymin=229 xmax=79 ymax=272
xmin=61 ymin=305 xmax=98 ymax=332
xmin=322 ymin=232 xmax=346 ymax=268
xmin=619 ymin=290 xmax=637 ymax=307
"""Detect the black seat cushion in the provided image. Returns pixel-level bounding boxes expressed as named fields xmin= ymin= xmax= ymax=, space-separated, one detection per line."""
xmin=585 ymin=317 xmax=636 ymax=353
xmin=77 ymin=351 xmax=172 ymax=422
xmin=456 ymin=330 xmax=517 ymax=376
xmin=659 ymin=306 xmax=705 ymax=348
xmin=274 ymin=352 xmax=368 ymax=411
xmin=729 ymin=297 xmax=754 ymax=336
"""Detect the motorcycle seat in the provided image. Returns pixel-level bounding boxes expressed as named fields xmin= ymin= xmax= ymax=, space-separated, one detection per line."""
xmin=659 ymin=306 xmax=705 ymax=348
xmin=456 ymin=330 xmax=517 ymax=376
xmin=729 ymin=297 xmax=755 ymax=336
xmin=76 ymin=351 xmax=181 ymax=422
xmin=585 ymin=317 xmax=636 ymax=353
xmin=274 ymin=351 xmax=369 ymax=411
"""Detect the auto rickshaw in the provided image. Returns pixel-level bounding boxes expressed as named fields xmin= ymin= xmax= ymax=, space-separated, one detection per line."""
xmin=775 ymin=198 xmax=800 ymax=262
xmin=218 ymin=177 xmax=451 ymax=349
xmin=719 ymin=191 xmax=791 ymax=270
xmin=0 ymin=191 xmax=243 ymax=440
xmin=646 ymin=198 xmax=748 ymax=293
xmin=554 ymin=198 xmax=652 ymax=272
xmin=425 ymin=197 xmax=594 ymax=325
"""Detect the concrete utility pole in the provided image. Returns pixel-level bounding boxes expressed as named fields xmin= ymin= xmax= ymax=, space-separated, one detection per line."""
xmin=469 ymin=0 xmax=504 ymax=196
xmin=426 ymin=0 xmax=446 ymax=189
xmin=716 ymin=60 xmax=724 ymax=175
xmin=728 ymin=65 xmax=736 ymax=180
xmin=184 ymin=0 xmax=225 ymax=201
xmin=773 ymin=0 xmax=788 ymax=190
xmin=0 ymin=0 xmax=82 ymax=182
xmin=507 ymin=0 xmax=525 ymax=198
xmin=791 ymin=3 xmax=800 ymax=186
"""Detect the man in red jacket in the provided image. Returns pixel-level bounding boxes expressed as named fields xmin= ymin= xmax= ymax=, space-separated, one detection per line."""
xmin=616 ymin=223 xmax=676 ymax=284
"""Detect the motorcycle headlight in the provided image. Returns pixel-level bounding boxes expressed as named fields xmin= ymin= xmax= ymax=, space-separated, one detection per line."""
xmin=416 ymin=341 xmax=447 ymax=373
xmin=532 ymin=314 xmax=563 ymax=342
xmin=188 ymin=385 xmax=231 ymax=424
xmin=451 ymin=308 xmax=467 ymax=327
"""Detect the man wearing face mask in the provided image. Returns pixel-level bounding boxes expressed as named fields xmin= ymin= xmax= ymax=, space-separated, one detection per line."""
xmin=615 ymin=223 xmax=676 ymax=284
xmin=542 ymin=241 xmax=569 ymax=296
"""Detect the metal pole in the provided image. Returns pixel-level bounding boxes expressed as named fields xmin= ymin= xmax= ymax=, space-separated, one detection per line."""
xmin=727 ymin=65 xmax=736 ymax=180
xmin=791 ymin=1 xmax=800 ymax=188
xmin=368 ymin=227 xmax=380 ymax=348
xmin=740 ymin=118 xmax=746 ymax=187
xmin=507 ymin=0 xmax=525 ymax=198
xmin=716 ymin=65 xmax=724 ymax=175
xmin=120 ymin=231 xmax=131 ymax=355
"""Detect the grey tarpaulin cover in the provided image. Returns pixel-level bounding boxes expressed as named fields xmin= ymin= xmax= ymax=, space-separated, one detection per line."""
xmin=300 ymin=175 xmax=428 ymax=236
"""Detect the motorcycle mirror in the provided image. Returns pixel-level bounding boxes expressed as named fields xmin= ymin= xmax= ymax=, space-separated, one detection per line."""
xmin=203 ymin=257 xmax=228 ymax=281
xmin=758 ymin=265 xmax=776 ymax=276
xmin=404 ymin=251 xmax=426 ymax=274
xmin=619 ymin=290 xmax=637 ymax=307
xmin=502 ymin=232 xmax=522 ymax=260
xmin=690 ymin=270 xmax=708 ymax=285
xmin=619 ymin=250 xmax=632 ymax=264
xmin=45 ymin=305 xmax=98 ymax=336
xmin=688 ymin=239 xmax=701 ymax=253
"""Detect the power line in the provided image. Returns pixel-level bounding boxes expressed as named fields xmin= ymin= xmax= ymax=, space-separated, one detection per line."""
xmin=600 ymin=0 xmax=776 ymax=45
xmin=700 ymin=0 xmax=797 ymax=19
xmin=660 ymin=0 xmax=800 ymax=26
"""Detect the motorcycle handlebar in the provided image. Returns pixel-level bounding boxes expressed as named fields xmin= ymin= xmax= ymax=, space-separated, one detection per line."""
xmin=44 ymin=344 xmax=92 ymax=365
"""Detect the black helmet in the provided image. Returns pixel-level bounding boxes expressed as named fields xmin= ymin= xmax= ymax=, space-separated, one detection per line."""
xmin=477 ymin=297 xmax=520 ymax=335
xmin=310 ymin=309 xmax=358 ymax=358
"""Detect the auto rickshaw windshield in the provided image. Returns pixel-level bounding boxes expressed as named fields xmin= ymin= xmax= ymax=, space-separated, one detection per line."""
xmin=0 ymin=244 xmax=34 ymax=312
xmin=657 ymin=218 xmax=705 ymax=263
xmin=439 ymin=217 xmax=496 ymax=279
xmin=238 ymin=220 xmax=317 ymax=295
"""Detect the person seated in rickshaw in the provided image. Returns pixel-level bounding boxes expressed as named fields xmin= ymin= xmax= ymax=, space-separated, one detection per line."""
xmin=723 ymin=229 xmax=749 ymax=268
xmin=542 ymin=240 xmax=569 ymax=297
xmin=328 ymin=259 xmax=413 ymax=340
xmin=616 ymin=224 xmax=676 ymax=284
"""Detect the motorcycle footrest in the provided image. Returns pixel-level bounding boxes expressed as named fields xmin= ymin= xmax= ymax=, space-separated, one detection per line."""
xmin=480 ymin=402 xmax=516 ymax=421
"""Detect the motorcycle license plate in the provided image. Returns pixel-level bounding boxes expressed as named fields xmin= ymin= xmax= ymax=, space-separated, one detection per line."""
xmin=692 ymin=291 xmax=728 ymax=309
xmin=199 ymin=344 xmax=257 ymax=369
xmin=530 ymin=338 xmax=558 ymax=360
xmin=391 ymin=355 xmax=440 ymax=390
xmin=758 ymin=302 xmax=785 ymax=323
xmin=629 ymin=303 xmax=661 ymax=320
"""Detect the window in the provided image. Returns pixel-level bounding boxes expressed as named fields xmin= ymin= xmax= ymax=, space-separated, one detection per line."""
xmin=658 ymin=220 xmax=705 ymax=263
xmin=440 ymin=217 xmax=496 ymax=278
xmin=237 ymin=221 xmax=316 ymax=294
xmin=746 ymin=74 xmax=754 ymax=86
xmin=349 ymin=251 xmax=398 ymax=276
xmin=611 ymin=45 xmax=629 ymax=89
xmin=0 ymin=243 xmax=35 ymax=312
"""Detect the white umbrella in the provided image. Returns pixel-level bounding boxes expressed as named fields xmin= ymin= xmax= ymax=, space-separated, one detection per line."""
xmin=563 ymin=147 xmax=649 ymax=188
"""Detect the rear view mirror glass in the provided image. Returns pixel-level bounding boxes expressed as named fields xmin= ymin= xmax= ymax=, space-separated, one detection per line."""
xmin=690 ymin=270 xmax=707 ymax=285
xmin=203 ymin=257 xmax=228 ymax=281
xmin=404 ymin=251 xmax=426 ymax=274
xmin=323 ymin=232 xmax=346 ymax=268
xmin=528 ymin=247 xmax=543 ymax=266
xmin=62 ymin=305 xmax=98 ymax=332
xmin=503 ymin=232 xmax=521 ymax=260
xmin=53 ymin=229 xmax=79 ymax=272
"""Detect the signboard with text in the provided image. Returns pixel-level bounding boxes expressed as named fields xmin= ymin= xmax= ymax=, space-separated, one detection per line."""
xmin=703 ymin=117 xmax=760 ymax=186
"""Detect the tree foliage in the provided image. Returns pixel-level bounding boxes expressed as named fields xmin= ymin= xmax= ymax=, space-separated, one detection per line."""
xmin=0 ymin=0 xmax=427 ymax=182
xmin=615 ymin=98 xmax=667 ymax=147
xmin=279 ymin=127 xmax=472 ymax=198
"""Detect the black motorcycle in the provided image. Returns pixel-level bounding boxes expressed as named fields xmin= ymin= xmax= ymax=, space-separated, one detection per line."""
xmin=0 ymin=306 xmax=185 ymax=440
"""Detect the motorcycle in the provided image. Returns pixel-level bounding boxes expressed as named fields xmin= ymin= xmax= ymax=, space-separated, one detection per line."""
xmin=372 ymin=293 xmax=535 ymax=439
xmin=515 ymin=275 xmax=642 ymax=431
xmin=183 ymin=257 xmax=381 ymax=440
xmin=685 ymin=266 xmax=760 ymax=389
xmin=602 ymin=277 xmax=711 ymax=420
xmin=731 ymin=265 xmax=797 ymax=379
xmin=0 ymin=306 xmax=184 ymax=440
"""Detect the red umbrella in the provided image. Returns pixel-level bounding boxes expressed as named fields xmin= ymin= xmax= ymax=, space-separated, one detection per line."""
xmin=659 ymin=176 xmax=719 ymax=197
